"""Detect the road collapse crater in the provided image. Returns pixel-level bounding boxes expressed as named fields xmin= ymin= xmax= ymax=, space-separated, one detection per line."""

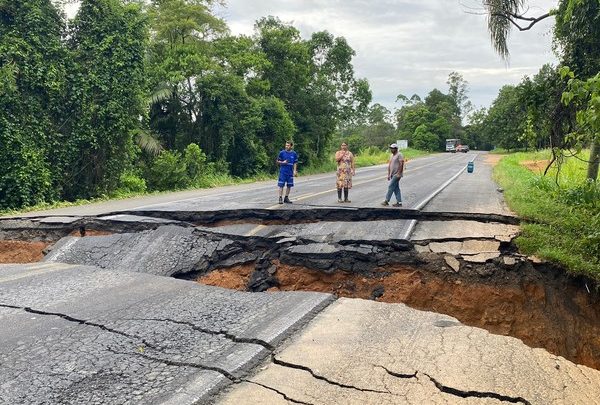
xmin=1 ymin=209 xmax=599 ymax=371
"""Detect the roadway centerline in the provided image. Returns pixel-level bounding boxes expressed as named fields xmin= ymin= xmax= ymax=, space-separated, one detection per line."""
xmin=244 ymin=155 xmax=472 ymax=237
xmin=135 ymin=154 xmax=460 ymax=211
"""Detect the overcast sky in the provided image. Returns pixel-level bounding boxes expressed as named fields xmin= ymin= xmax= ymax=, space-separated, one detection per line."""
xmin=213 ymin=0 xmax=558 ymax=113
xmin=66 ymin=0 xmax=558 ymax=113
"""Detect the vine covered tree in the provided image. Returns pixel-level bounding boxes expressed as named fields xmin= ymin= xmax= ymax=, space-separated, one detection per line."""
xmin=0 ymin=0 xmax=67 ymax=209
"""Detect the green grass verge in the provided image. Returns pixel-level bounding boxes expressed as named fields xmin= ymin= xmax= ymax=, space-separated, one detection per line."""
xmin=494 ymin=150 xmax=600 ymax=280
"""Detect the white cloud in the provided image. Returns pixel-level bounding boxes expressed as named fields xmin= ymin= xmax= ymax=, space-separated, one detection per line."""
xmin=66 ymin=0 xmax=559 ymax=111
xmin=217 ymin=0 xmax=559 ymax=110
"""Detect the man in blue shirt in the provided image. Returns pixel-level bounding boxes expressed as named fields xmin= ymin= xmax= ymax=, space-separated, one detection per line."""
xmin=276 ymin=141 xmax=298 ymax=204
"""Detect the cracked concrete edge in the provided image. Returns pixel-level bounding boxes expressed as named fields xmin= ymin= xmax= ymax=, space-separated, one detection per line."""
xmin=160 ymin=293 xmax=336 ymax=405
xmin=84 ymin=208 xmax=521 ymax=226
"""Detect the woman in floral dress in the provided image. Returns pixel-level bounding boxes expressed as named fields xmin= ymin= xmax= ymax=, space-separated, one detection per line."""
xmin=335 ymin=142 xmax=355 ymax=203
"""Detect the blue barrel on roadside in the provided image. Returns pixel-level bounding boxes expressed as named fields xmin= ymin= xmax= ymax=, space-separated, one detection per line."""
xmin=467 ymin=161 xmax=474 ymax=173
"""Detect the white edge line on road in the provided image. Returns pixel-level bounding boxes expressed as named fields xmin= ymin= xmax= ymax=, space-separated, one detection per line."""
xmin=413 ymin=155 xmax=476 ymax=211
xmin=402 ymin=154 xmax=477 ymax=240
xmin=401 ymin=220 xmax=418 ymax=241
xmin=131 ymin=155 xmax=452 ymax=211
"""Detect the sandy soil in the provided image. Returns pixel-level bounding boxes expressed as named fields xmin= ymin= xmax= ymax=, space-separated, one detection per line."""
xmin=483 ymin=154 xmax=505 ymax=166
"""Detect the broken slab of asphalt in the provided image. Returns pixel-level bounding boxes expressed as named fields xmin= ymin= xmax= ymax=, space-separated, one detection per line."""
xmin=34 ymin=217 xmax=600 ymax=373
xmin=0 ymin=214 xmax=186 ymax=241
xmin=0 ymin=263 xmax=333 ymax=404
xmin=41 ymin=223 xmax=419 ymax=278
xmin=217 ymin=298 xmax=600 ymax=405
xmin=3 ymin=199 xmax=600 ymax=403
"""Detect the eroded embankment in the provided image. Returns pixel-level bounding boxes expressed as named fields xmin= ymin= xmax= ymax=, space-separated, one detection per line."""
xmin=200 ymin=258 xmax=600 ymax=371
xmin=1 ymin=210 xmax=599 ymax=371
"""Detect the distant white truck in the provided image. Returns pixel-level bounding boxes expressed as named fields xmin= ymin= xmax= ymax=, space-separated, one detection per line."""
xmin=445 ymin=138 xmax=460 ymax=152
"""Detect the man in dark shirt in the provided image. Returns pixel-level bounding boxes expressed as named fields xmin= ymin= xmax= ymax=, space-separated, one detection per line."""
xmin=381 ymin=143 xmax=404 ymax=207
xmin=276 ymin=141 xmax=298 ymax=204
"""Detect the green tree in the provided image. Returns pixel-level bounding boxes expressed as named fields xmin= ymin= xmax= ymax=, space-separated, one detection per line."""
xmin=479 ymin=0 xmax=600 ymax=178
xmin=0 ymin=0 xmax=66 ymax=209
xmin=395 ymin=102 xmax=435 ymax=141
xmin=63 ymin=0 xmax=147 ymax=198
xmin=146 ymin=0 xmax=228 ymax=152
xmin=255 ymin=17 xmax=370 ymax=165
xmin=516 ymin=64 xmax=564 ymax=150
xmin=464 ymin=107 xmax=491 ymax=150
xmin=562 ymin=68 xmax=600 ymax=180
xmin=446 ymin=71 xmax=472 ymax=121
xmin=412 ymin=124 xmax=439 ymax=151
xmin=255 ymin=96 xmax=296 ymax=169
xmin=483 ymin=85 xmax=527 ymax=150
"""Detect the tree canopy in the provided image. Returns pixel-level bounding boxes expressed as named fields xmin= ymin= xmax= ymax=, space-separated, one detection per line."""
xmin=0 ymin=0 xmax=373 ymax=210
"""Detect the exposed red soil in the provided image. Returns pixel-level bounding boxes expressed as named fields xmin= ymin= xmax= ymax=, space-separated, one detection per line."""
xmin=199 ymin=264 xmax=254 ymax=290
xmin=0 ymin=240 xmax=49 ymax=263
xmin=198 ymin=262 xmax=600 ymax=370
xmin=484 ymin=154 xmax=505 ymax=166
xmin=521 ymin=159 xmax=551 ymax=173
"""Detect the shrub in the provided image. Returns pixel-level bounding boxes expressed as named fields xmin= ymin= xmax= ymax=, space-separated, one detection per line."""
xmin=183 ymin=143 xmax=208 ymax=183
xmin=146 ymin=150 xmax=189 ymax=191
xmin=117 ymin=172 xmax=147 ymax=194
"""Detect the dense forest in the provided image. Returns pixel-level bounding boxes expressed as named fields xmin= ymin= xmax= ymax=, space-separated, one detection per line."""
xmin=1 ymin=0 xmax=598 ymax=211
xmin=0 ymin=0 xmax=370 ymax=209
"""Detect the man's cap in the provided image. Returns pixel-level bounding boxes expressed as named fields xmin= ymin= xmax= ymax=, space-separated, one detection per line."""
xmin=389 ymin=143 xmax=398 ymax=148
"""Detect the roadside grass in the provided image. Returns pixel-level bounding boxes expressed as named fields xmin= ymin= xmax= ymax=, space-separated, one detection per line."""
xmin=494 ymin=150 xmax=600 ymax=280
xmin=0 ymin=172 xmax=275 ymax=217
xmin=1 ymin=147 xmax=432 ymax=217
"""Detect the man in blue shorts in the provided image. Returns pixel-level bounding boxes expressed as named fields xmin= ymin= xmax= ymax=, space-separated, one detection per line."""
xmin=277 ymin=141 xmax=298 ymax=204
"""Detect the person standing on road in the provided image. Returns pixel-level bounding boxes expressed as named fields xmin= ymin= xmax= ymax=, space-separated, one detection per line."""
xmin=335 ymin=142 xmax=355 ymax=203
xmin=277 ymin=141 xmax=298 ymax=204
xmin=381 ymin=143 xmax=404 ymax=207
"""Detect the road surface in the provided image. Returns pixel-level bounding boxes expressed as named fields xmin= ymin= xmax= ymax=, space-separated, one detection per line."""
xmin=3 ymin=152 xmax=599 ymax=404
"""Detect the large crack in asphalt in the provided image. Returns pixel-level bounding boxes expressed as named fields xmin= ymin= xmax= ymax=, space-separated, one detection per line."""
xmin=0 ymin=208 xmax=519 ymax=242
xmin=423 ymin=373 xmax=532 ymax=404
xmin=376 ymin=365 xmax=531 ymax=404
xmin=106 ymin=208 xmax=521 ymax=226
xmin=244 ymin=380 xmax=314 ymax=405
xmin=0 ymin=303 xmax=159 ymax=350
xmin=0 ymin=304 xmax=281 ymax=389
xmin=376 ymin=365 xmax=418 ymax=379
xmin=271 ymin=356 xmax=389 ymax=395
xmin=107 ymin=348 xmax=239 ymax=381
xmin=129 ymin=317 xmax=275 ymax=351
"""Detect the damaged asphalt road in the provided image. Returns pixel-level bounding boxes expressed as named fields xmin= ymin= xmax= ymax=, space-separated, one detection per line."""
xmin=218 ymin=298 xmax=600 ymax=405
xmin=2 ymin=152 xmax=600 ymax=404
xmin=0 ymin=263 xmax=333 ymax=404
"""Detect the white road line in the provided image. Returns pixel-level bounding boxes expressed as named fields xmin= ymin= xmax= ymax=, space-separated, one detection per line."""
xmin=402 ymin=155 xmax=477 ymax=240
xmin=134 ymin=155 xmax=457 ymax=210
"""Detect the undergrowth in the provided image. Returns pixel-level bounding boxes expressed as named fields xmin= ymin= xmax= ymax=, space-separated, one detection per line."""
xmin=494 ymin=150 xmax=600 ymax=280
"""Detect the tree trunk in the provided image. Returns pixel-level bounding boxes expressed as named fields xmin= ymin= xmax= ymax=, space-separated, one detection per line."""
xmin=587 ymin=140 xmax=600 ymax=180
